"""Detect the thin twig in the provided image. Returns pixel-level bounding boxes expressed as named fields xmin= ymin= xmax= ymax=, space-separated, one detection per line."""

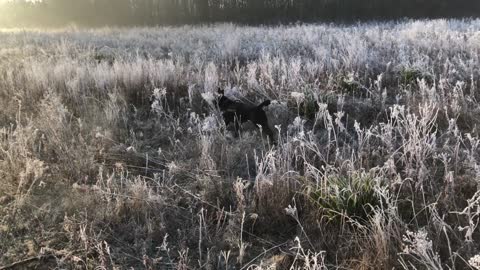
xmin=0 ymin=254 xmax=54 ymax=270
xmin=239 ymin=241 xmax=288 ymax=270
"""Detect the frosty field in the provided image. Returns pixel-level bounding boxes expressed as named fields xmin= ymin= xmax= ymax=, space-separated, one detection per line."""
xmin=1 ymin=19 xmax=480 ymax=269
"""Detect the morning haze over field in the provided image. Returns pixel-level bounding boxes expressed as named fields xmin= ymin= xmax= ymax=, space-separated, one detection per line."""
xmin=1 ymin=1 xmax=480 ymax=269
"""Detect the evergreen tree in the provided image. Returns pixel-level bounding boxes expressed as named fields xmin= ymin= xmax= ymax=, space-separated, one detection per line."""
xmin=1 ymin=0 xmax=480 ymax=27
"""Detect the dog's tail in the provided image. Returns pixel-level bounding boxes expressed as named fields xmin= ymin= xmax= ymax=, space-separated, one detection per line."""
xmin=257 ymin=100 xmax=271 ymax=109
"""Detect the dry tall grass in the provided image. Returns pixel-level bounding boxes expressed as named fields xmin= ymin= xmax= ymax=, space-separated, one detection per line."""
xmin=1 ymin=20 xmax=480 ymax=269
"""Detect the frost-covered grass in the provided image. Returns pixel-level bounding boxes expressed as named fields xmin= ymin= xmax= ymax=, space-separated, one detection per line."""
xmin=1 ymin=19 xmax=480 ymax=269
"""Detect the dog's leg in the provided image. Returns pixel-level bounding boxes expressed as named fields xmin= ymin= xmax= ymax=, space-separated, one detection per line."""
xmin=262 ymin=124 xmax=275 ymax=143
xmin=222 ymin=112 xmax=241 ymax=137
xmin=223 ymin=112 xmax=233 ymax=126
xmin=251 ymin=111 xmax=275 ymax=143
xmin=223 ymin=112 xmax=237 ymax=138
xmin=255 ymin=122 xmax=274 ymax=143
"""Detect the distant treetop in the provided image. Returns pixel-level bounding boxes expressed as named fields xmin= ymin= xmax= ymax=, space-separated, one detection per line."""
xmin=0 ymin=0 xmax=479 ymax=27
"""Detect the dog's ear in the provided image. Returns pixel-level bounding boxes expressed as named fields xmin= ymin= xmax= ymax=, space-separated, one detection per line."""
xmin=217 ymin=88 xmax=224 ymax=95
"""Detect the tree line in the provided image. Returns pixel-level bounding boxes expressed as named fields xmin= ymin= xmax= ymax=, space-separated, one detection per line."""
xmin=1 ymin=0 xmax=479 ymax=27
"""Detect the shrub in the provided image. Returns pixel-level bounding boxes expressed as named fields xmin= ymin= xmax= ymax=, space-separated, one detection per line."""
xmin=308 ymin=174 xmax=382 ymax=223
xmin=400 ymin=68 xmax=434 ymax=86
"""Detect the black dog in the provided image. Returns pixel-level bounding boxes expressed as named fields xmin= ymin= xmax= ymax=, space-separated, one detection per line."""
xmin=216 ymin=88 xmax=274 ymax=142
